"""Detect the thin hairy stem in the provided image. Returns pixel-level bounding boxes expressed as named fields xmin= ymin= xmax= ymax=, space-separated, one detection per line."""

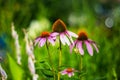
xmin=46 ymin=41 xmax=56 ymax=80
xmin=58 ymin=38 xmax=62 ymax=80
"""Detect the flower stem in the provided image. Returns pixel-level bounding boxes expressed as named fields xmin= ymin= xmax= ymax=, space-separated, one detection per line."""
xmin=79 ymin=55 xmax=83 ymax=80
xmin=80 ymin=55 xmax=83 ymax=72
xmin=46 ymin=41 xmax=55 ymax=80
xmin=58 ymin=38 xmax=62 ymax=80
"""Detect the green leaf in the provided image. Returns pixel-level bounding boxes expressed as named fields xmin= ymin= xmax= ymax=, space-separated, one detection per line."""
xmin=8 ymin=54 xmax=24 ymax=80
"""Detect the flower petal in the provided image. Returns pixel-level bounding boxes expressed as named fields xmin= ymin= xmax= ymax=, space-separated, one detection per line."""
xmin=70 ymin=43 xmax=74 ymax=53
xmin=34 ymin=37 xmax=41 ymax=45
xmin=39 ymin=38 xmax=46 ymax=47
xmin=70 ymin=40 xmax=77 ymax=53
xmin=65 ymin=31 xmax=74 ymax=44
xmin=63 ymin=35 xmax=70 ymax=45
xmin=60 ymin=34 xmax=66 ymax=45
xmin=68 ymin=73 xmax=74 ymax=77
xmin=85 ymin=41 xmax=93 ymax=56
xmin=69 ymin=36 xmax=74 ymax=43
xmin=48 ymin=37 xmax=55 ymax=45
xmin=67 ymin=31 xmax=78 ymax=38
xmin=77 ymin=41 xmax=84 ymax=55
xmin=51 ymin=32 xmax=59 ymax=37
xmin=61 ymin=70 xmax=67 ymax=75
xmin=92 ymin=43 xmax=99 ymax=53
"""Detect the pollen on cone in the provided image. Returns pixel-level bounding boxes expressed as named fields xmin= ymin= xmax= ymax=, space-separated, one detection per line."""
xmin=40 ymin=31 xmax=50 ymax=37
xmin=78 ymin=30 xmax=88 ymax=40
xmin=66 ymin=68 xmax=74 ymax=73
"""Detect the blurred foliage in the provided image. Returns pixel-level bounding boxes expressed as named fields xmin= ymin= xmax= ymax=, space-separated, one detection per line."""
xmin=8 ymin=54 xmax=24 ymax=80
xmin=0 ymin=0 xmax=120 ymax=80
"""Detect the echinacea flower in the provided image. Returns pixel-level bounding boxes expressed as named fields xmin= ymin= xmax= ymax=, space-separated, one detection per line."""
xmin=52 ymin=19 xmax=78 ymax=45
xmin=60 ymin=68 xmax=77 ymax=77
xmin=70 ymin=30 xmax=99 ymax=56
xmin=34 ymin=31 xmax=58 ymax=47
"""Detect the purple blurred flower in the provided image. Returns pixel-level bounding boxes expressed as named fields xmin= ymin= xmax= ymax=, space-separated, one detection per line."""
xmin=52 ymin=19 xmax=78 ymax=45
xmin=34 ymin=31 xmax=58 ymax=47
xmin=60 ymin=68 xmax=77 ymax=77
xmin=70 ymin=30 xmax=99 ymax=56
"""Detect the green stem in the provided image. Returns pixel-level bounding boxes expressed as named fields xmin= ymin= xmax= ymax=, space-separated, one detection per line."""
xmin=80 ymin=55 xmax=83 ymax=80
xmin=80 ymin=55 xmax=83 ymax=72
xmin=46 ymin=41 xmax=55 ymax=80
xmin=58 ymin=38 xmax=62 ymax=80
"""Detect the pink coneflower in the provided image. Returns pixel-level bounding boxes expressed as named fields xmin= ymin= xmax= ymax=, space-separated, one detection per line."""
xmin=52 ymin=19 xmax=78 ymax=45
xmin=34 ymin=31 xmax=58 ymax=47
xmin=70 ymin=30 xmax=99 ymax=56
xmin=60 ymin=68 xmax=77 ymax=77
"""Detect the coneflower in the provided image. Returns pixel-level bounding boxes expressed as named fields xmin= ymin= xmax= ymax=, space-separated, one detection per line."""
xmin=34 ymin=31 xmax=58 ymax=47
xmin=52 ymin=19 xmax=78 ymax=80
xmin=70 ymin=30 xmax=99 ymax=56
xmin=60 ymin=68 xmax=78 ymax=77
xmin=34 ymin=31 xmax=56 ymax=80
xmin=52 ymin=19 xmax=78 ymax=45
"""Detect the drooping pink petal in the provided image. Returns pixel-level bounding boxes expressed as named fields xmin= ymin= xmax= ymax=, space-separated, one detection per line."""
xmin=38 ymin=39 xmax=43 ymax=47
xmin=70 ymin=40 xmax=77 ymax=53
xmin=60 ymin=34 xmax=66 ymax=45
xmin=63 ymin=35 xmax=70 ymax=45
xmin=70 ymin=43 xmax=74 ymax=53
xmin=52 ymin=36 xmax=56 ymax=40
xmin=67 ymin=31 xmax=78 ymax=38
xmin=48 ymin=37 xmax=55 ymax=45
xmin=39 ymin=38 xmax=46 ymax=47
xmin=69 ymin=36 xmax=74 ymax=43
xmin=85 ymin=41 xmax=93 ymax=56
xmin=65 ymin=32 xmax=74 ymax=44
xmin=92 ymin=43 xmax=99 ymax=53
xmin=50 ymin=32 xmax=59 ymax=37
xmin=34 ymin=37 xmax=41 ymax=46
xmin=77 ymin=41 xmax=84 ymax=55
xmin=68 ymin=73 xmax=74 ymax=77
xmin=61 ymin=70 xmax=67 ymax=75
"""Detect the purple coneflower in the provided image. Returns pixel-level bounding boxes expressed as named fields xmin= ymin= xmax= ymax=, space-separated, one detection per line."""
xmin=34 ymin=31 xmax=58 ymax=47
xmin=52 ymin=19 xmax=78 ymax=45
xmin=60 ymin=68 xmax=77 ymax=77
xmin=70 ymin=30 xmax=99 ymax=56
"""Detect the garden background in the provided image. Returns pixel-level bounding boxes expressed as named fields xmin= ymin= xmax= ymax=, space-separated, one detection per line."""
xmin=0 ymin=0 xmax=120 ymax=80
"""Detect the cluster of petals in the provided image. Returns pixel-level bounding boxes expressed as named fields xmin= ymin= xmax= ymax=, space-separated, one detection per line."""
xmin=34 ymin=19 xmax=78 ymax=47
xmin=34 ymin=19 xmax=99 ymax=56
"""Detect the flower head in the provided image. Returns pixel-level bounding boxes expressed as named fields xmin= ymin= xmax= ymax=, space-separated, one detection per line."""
xmin=34 ymin=31 xmax=58 ymax=47
xmin=52 ymin=19 xmax=67 ymax=33
xmin=40 ymin=31 xmax=50 ymax=37
xmin=60 ymin=68 xmax=77 ymax=77
xmin=52 ymin=19 xmax=78 ymax=45
xmin=78 ymin=30 xmax=88 ymax=40
xmin=70 ymin=30 xmax=99 ymax=56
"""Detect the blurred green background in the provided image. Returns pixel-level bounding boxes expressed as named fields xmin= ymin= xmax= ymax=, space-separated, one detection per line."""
xmin=0 ymin=0 xmax=120 ymax=80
